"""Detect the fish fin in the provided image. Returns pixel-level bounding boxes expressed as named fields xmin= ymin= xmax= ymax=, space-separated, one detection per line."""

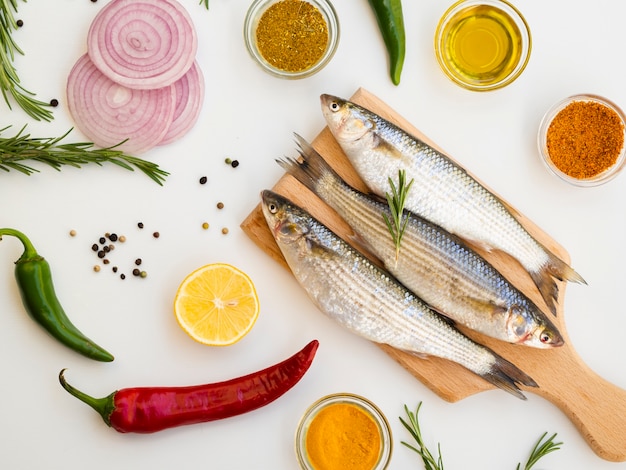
xmin=373 ymin=134 xmax=405 ymax=160
xmin=275 ymin=134 xmax=339 ymax=196
xmin=425 ymin=306 xmax=457 ymax=327
xmin=463 ymin=297 xmax=508 ymax=320
xmin=366 ymin=191 xmax=389 ymax=205
xmin=405 ymin=350 xmax=430 ymax=359
xmin=482 ymin=352 xmax=538 ymax=400
xmin=530 ymin=252 xmax=586 ymax=316
xmin=345 ymin=231 xmax=383 ymax=265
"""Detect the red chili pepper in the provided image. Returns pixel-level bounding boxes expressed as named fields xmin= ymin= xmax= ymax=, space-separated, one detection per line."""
xmin=59 ymin=340 xmax=319 ymax=433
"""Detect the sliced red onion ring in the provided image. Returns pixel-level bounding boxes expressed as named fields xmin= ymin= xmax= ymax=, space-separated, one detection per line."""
xmin=159 ymin=61 xmax=204 ymax=146
xmin=67 ymin=54 xmax=176 ymax=154
xmin=88 ymin=0 xmax=198 ymax=90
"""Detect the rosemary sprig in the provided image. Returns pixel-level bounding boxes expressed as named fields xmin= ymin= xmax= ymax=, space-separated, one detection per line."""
xmin=199 ymin=0 xmax=209 ymax=9
xmin=383 ymin=169 xmax=414 ymax=262
xmin=400 ymin=403 xmax=444 ymax=470
xmin=0 ymin=0 xmax=54 ymax=121
xmin=0 ymin=126 xmax=169 ymax=185
xmin=516 ymin=432 xmax=563 ymax=470
xmin=401 ymin=403 xmax=563 ymax=470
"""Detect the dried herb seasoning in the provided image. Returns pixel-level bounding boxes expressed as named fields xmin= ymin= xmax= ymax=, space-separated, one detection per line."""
xmin=255 ymin=0 xmax=328 ymax=73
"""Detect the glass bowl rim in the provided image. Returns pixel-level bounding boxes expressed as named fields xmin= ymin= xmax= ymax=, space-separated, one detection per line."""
xmin=243 ymin=0 xmax=340 ymax=80
xmin=434 ymin=0 xmax=532 ymax=92
xmin=295 ymin=392 xmax=393 ymax=470
xmin=537 ymin=93 xmax=626 ymax=187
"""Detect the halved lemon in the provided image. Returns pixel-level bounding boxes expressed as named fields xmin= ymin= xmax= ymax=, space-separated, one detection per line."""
xmin=174 ymin=263 xmax=260 ymax=346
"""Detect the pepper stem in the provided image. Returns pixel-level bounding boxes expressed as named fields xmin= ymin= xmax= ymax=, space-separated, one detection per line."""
xmin=0 ymin=228 xmax=40 ymax=259
xmin=58 ymin=369 xmax=115 ymax=427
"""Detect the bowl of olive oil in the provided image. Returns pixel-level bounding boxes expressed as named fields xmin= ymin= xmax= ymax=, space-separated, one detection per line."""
xmin=435 ymin=0 xmax=531 ymax=91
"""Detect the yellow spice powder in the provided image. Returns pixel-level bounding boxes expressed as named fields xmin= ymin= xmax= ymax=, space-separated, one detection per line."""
xmin=305 ymin=402 xmax=382 ymax=470
xmin=255 ymin=0 xmax=328 ymax=72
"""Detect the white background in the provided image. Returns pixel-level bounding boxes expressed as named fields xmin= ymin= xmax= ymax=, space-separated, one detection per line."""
xmin=1 ymin=1 xmax=625 ymax=469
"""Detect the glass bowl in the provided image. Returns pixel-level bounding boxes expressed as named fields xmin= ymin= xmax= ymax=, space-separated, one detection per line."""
xmin=434 ymin=0 xmax=531 ymax=91
xmin=538 ymin=94 xmax=626 ymax=187
xmin=243 ymin=0 xmax=339 ymax=79
xmin=295 ymin=393 xmax=392 ymax=470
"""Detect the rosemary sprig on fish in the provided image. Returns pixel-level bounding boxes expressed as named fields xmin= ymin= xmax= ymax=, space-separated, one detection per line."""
xmin=384 ymin=169 xmax=413 ymax=262
xmin=278 ymin=136 xmax=563 ymax=348
xmin=261 ymin=189 xmax=537 ymax=399
xmin=320 ymin=94 xmax=585 ymax=316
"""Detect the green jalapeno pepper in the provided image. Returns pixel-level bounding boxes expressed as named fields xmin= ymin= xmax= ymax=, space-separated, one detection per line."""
xmin=367 ymin=0 xmax=406 ymax=85
xmin=0 ymin=228 xmax=114 ymax=362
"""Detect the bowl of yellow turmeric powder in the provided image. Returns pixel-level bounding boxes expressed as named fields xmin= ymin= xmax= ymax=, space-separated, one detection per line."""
xmin=243 ymin=0 xmax=340 ymax=79
xmin=538 ymin=94 xmax=626 ymax=187
xmin=295 ymin=393 xmax=392 ymax=470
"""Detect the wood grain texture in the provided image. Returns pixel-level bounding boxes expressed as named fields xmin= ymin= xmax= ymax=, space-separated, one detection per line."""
xmin=240 ymin=88 xmax=626 ymax=462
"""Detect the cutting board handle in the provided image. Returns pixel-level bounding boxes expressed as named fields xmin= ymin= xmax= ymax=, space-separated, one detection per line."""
xmin=532 ymin=344 xmax=626 ymax=462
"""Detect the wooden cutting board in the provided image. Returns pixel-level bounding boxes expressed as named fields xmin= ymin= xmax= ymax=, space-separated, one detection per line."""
xmin=240 ymin=88 xmax=626 ymax=462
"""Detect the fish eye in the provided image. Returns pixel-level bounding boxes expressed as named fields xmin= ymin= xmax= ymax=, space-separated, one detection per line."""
xmin=540 ymin=331 xmax=553 ymax=343
xmin=268 ymin=203 xmax=278 ymax=214
xmin=330 ymin=101 xmax=339 ymax=112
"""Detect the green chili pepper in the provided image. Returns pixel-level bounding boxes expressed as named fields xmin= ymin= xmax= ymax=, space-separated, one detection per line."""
xmin=0 ymin=228 xmax=114 ymax=362
xmin=367 ymin=0 xmax=406 ymax=85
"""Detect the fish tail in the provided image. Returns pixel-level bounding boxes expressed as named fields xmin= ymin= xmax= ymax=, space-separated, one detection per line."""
xmin=276 ymin=134 xmax=337 ymax=196
xmin=530 ymin=252 xmax=587 ymax=316
xmin=481 ymin=353 xmax=538 ymax=400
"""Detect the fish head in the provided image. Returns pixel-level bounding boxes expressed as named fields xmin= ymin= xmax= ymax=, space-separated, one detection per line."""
xmin=506 ymin=305 xmax=564 ymax=348
xmin=261 ymin=190 xmax=309 ymax=246
xmin=320 ymin=94 xmax=375 ymax=147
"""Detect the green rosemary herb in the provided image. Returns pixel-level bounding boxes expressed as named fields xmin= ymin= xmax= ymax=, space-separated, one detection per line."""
xmin=383 ymin=169 xmax=413 ymax=261
xmin=0 ymin=126 xmax=169 ymax=185
xmin=199 ymin=0 xmax=209 ymax=9
xmin=0 ymin=0 xmax=54 ymax=121
xmin=400 ymin=402 xmax=563 ymax=470
xmin=400 ymin=403 xmax=444 ymax=470
xmin=516 ymin=432 xmax=563 ymax=470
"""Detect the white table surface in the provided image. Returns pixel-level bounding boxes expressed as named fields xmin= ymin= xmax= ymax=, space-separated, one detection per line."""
xmin=1 ymin=1 xmax=625 ymax=469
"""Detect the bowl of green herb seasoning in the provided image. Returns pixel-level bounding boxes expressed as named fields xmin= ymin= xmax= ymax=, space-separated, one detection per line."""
xmin=243 ymin=0 xmax=340 ymax=79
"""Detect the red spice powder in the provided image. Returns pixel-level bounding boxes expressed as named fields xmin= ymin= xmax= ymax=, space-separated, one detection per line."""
xmin=546 ymin=100 xmax=624 ymax=179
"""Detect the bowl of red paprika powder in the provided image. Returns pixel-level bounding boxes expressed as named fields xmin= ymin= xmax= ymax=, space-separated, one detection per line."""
xmin=538 ymin=94 xmax=626 ymax=187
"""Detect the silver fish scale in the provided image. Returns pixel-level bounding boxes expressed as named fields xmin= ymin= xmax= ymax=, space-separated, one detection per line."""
xmin=272 ymin=201 xmax=496 ymax=375
xmin=313 ymin=165 xmax=546 ymax=343
xmin=358 ymin=115 xmax=548 ymax=275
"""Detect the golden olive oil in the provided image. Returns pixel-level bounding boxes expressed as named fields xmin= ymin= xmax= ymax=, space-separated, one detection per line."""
xmin=439 ymin=3 xmax=524 ymax=88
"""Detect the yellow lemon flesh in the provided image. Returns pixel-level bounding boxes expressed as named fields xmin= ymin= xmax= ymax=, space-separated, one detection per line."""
xmin=174 ymin=263 xmax=259 ymax=346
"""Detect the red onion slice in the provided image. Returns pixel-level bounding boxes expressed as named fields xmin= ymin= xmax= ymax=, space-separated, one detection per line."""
xmin=159 ymin=61 xmax=204 ymax=146
xmin=67 ymin=54 xmax=176 ymax=154
xmin=88 ymin=0 xmax=198 ymax=90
